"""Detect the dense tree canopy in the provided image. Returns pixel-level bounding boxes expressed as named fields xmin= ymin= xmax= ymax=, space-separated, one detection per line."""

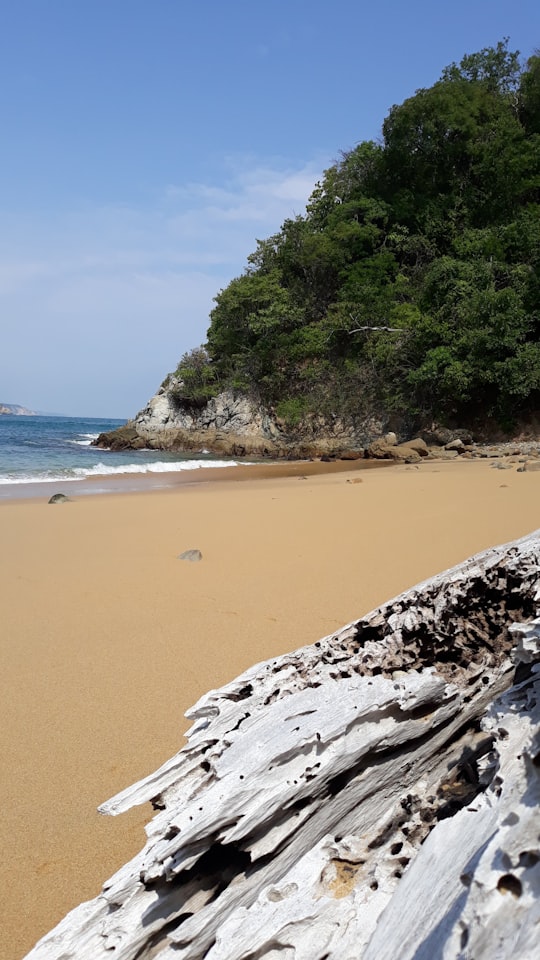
xmin=177 ymin=41 xmax=540 ymax=429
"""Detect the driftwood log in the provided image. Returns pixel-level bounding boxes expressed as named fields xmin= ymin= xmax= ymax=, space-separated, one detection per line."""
xmin=26 ymin=531 xmax=540 ymax=959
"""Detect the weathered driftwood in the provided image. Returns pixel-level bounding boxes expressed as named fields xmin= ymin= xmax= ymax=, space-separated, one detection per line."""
xmin=26 ymin=531 xmax=540 ymax=960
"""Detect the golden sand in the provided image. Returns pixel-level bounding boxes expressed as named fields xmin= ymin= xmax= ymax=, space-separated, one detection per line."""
xmin=1 ymin=458 xmax=538 ymax=959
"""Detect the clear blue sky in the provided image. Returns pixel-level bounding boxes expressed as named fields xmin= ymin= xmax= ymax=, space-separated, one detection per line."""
xmin=0 ymin=1 xmax=538 ymax=417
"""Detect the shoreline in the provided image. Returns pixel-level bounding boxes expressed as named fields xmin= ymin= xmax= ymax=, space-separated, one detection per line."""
xmin=1 ymin=457 xmax=539 ymax=959
xmin=0 ymin=456 xmax=394 ymax=503
xmin=3 ymin=433 xmax=539 ymax=505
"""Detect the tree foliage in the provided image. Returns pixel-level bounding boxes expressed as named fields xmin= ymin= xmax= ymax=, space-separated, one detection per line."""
xmin=178 ymin=41 xmax=540 ymax=428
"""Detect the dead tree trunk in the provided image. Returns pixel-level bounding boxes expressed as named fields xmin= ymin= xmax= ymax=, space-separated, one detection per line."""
xmin=26 ymin=531 xmax=540 ymax=960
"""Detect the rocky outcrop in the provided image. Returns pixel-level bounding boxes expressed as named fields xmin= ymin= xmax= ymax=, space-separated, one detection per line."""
xmin=136 ymin=378 xmax=281 ymax=440
xmin=94 ymin=382 xmax=286 ymax=457
xmin=25 ymin=530 xmax=540 ymax=959
xmin=93 ymin=379 xmax=392 ymax=459
xmin=92 ymin=376 xmax=540 ymax=461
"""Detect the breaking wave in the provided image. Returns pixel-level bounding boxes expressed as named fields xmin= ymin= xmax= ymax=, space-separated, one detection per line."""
xmin=0 ymin=459 xmax=239 ymax=484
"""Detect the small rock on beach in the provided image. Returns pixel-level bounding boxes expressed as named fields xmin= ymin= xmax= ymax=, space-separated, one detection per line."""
xmin=178 ymin=549 xmax=203 ymax=562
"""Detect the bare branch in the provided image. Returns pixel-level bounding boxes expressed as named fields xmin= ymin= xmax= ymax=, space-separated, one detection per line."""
xmin=346 ymin=313 xmax=404 ymax=334
xmin=348 ymin=325 xmax=404 ymax=334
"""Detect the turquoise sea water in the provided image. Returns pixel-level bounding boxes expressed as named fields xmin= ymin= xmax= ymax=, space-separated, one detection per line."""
xmin=0 ymin=415 xmax=237 ymax=492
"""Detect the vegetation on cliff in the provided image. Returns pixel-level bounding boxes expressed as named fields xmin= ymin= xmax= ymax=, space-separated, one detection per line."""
xmin=176 ymin=41 xmax=540 ymax=430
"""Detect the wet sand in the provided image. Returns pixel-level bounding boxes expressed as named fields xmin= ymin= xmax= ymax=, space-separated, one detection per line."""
xmin=1 ymin=457 xmax=539 ymax=959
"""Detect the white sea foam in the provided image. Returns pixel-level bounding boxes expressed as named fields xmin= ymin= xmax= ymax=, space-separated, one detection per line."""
xmin=0 ymin=474 xmax=80 ymax=484
xmin=66 ymin=433 xmax=100 ymax=446
xmin=73 ymin=459 xmax=238 ymax=477
xmin=0 ymin=458 xmax=239 ymax=484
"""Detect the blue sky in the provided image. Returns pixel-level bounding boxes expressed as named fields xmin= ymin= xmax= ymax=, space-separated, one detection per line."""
xmin=0 ymin=1 xmax=538 ymax=417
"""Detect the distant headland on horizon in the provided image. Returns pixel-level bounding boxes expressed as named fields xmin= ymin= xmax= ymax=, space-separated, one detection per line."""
xmin=0 ymin=402 xmax=36 ymax=416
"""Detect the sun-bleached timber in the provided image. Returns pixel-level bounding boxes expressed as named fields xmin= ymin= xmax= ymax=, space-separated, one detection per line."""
xmin=25 ymin=531 xmax=540 ymax=959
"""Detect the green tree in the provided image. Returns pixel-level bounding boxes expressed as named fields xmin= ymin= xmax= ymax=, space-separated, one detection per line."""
xmin=191 ymin=40 xmax=540 ymax=430
xmin=172 ymin=347 xmax=219 ymax=406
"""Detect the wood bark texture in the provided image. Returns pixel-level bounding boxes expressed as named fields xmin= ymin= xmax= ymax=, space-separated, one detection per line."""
xmin=25 ymin=531 xmax=540 ymax=960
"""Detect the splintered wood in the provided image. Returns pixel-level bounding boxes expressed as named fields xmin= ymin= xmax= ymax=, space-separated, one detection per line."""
xmin=25 ymin=531 xmax=540 ymax=960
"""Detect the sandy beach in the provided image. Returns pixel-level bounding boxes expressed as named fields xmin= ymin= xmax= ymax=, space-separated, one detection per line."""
xmin=1 ymin=457 xmax=539 ymax=959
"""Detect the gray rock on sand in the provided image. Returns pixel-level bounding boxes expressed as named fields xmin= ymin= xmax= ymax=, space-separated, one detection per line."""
xmin=178 ymin=549 xmax=203 ymax=562
xmin=403 ymin=437 xmax=428 ymax=455
xmin=429 ymin=447 xmax=458 ymax=459
xmin=444 ymin=438 xmax=464 ymax=451
xmin=367 ymin=439 xmax=423 ymax=462
xmin=48 ymin=493 xmax=72 ymax=504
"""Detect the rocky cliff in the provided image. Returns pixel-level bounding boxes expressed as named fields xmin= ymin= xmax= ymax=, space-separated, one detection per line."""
xmin=92 ymin=377 xmax=402 ymax=459
xmin=92 ymin=378 xmax=540 ymax=469
xmin=25 ymin=530 xmax=540 ymax=959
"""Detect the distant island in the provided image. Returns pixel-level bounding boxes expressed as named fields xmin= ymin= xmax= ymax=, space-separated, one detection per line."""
xmin=0 ymin=403 xmax=36 ymax=416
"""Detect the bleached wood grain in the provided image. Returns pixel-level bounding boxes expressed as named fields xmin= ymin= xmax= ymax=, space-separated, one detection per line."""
xmin=25 ymin=531 xmax=540 ymax=960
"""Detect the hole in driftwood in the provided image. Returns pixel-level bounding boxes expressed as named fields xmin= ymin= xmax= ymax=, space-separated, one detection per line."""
xmin=497 ymin=874 xmax=522 ymax=898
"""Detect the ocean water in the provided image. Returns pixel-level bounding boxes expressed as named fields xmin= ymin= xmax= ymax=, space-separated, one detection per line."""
xmin=0 ymin=414 xmax=237 ymax=492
